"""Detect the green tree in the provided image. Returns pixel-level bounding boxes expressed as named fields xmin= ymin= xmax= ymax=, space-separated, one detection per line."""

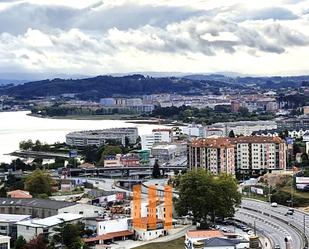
xmin=301 ymin=153 xmax=309 ymax=166
xmin=125 ymin=136 xmax=130 ymax=148
xmin=25 ymin=169 xmax=53 ymax=197
xmin=19 ymin=140 xmax=34 ymax=150
xmin=0 ymin=187 xmax=6 ymax=197
xmin=228 ymin=130 xmax=235 ymax=138
xmin=14 ymin=235 xmax=26 ymax=249
xmin=52 ymin=221 xmax=84 ymax=249
xmin=175 ymin=170 xmax=241 ymax=224
xmin=152 ymin=159 xmax=161 ymax=178
xmin=99 ymin=145 xmax=122 ymax=164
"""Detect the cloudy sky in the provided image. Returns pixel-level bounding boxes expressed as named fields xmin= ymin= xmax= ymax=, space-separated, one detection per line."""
xmin=0 ymin=0 xmax=309 ymax=77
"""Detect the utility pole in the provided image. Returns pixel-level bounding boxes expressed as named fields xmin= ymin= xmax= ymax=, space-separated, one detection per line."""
xmin=291 ymin=176 xmax=294 ymax=208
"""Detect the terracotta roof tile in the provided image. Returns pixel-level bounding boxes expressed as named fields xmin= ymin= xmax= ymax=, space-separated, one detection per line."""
xmin=191 ymin=136 xmax=284 ymax=148
xmin=186 ymin=230 xmax=224 ymax=238
xmin=83 ymin=230 xmax=133 ymax=242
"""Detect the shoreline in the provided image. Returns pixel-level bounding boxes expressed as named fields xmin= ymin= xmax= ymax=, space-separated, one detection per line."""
xmin=27 ymin=113 xmax=184 ymax=126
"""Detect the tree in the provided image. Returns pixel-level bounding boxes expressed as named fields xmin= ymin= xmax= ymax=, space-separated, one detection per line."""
xmin=24 ymin=235 xmax=48 ymax=249
xmin=14 ymin=235 xmax=26 ymax=249
xmin=175 ymin=170 xmax=241 ymax=225
xmin=228 ymin=130 xmax=235 ymax=138
xmin=152 ymin=159 xmax=161 ymax=178
xmin=0 ymin=187 xmax=6 ymax=197
xmin=301 ymin=153 xmax=309 ymax=166
xmin=99 ymin=145 xmax=122 ymax=164
xmin=25 ymin=169 xmax=53 ymax=197
xmin=19 ymin=140 xmax=34 ymax=150
xmin=125 ymin=136 xmax=130 ymax=148
xmin=52 ymin=222 xmax=84 ymax=249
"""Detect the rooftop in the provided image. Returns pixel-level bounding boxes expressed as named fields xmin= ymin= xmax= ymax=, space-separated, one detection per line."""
xmin=0 ymin=198 xmax=76 ymax=210
xmin=83 ymin=230 xmax=133 ymax=243
xmin=16 ymin=213 xmax=83 ymax=228
xmin=0 ymin=214 xmax=30 ymax=223
xmin=7 ymin=190 xmax=32 ymax=199
xmin=202 ymin=237 xmax=243 ymax=246
xmin=191 ymin=136 xmax=284 ymax=148
xmin=186 ymin=230 xmax=224 ymax=238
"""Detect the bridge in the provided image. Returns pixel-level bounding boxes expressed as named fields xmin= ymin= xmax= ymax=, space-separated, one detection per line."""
xmin=60 ymin=165 xmax=187 ymax=177
xmin=7 ymin=150 xmax=79 ymax=159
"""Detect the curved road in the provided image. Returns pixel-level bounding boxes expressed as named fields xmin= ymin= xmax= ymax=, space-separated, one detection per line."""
xmin=236 ymin=207 xmax=302 ymax=248
xmin=240 ymin=199 xmax=307 ymax=248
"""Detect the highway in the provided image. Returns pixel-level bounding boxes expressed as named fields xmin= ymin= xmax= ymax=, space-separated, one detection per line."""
xmin=236 ymin=208 xmax=302 ymax=248
xmin=240 ymin=199 xmax=308 ymax=248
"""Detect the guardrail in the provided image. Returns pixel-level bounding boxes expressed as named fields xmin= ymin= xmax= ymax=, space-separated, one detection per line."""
xmin=241 ymin=205 xmax=308 ymax=248
xmin=233 ymin=216 xmax=275 ymax=249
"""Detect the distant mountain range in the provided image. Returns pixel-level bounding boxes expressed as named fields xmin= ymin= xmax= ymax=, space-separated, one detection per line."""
xmin=1 ymin=73 xmax=309 ymax=100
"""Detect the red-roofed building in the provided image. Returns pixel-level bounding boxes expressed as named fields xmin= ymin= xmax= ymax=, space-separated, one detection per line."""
xmin=185 ymin=229 xmax=224 ymax=246
xmin=7 ymin=190 xmax=32 ymax=199
xmin=188 ymin=136 xmax=287 ymax=174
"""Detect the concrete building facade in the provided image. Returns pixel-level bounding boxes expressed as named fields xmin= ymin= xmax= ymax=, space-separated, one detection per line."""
xmin=66 ymin=127 xmax=138 ymax=147
xmin=188 ymin=136 xmax=287 ymax=174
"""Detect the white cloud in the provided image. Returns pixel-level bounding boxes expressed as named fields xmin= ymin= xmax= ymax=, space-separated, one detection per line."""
xmin=0 ymin=0 xmax=309 ymax=76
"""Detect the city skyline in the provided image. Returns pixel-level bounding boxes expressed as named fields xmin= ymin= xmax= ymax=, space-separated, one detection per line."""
xmin=0 ymin=0 xmax=309 ymax=77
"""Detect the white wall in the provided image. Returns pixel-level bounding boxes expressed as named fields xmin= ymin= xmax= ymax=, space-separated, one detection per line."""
xmin=134 ymin=228 xmax=165 ymax=241
xmin=59 ymin=204 xmax=103 ymax=218
xmin=0 ymin=235 xmax=10 ymax=248
xmin=97 ymin=218 xmax=129 ymax=235
xmin=17 ymin=225 xmax=43 ymax=241
xmin=141 ymin=131 xmax=171 ymax=150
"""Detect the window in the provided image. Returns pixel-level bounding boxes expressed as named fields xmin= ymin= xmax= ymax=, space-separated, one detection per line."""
xmin=0 ymin=243 xmax=8 ymax=249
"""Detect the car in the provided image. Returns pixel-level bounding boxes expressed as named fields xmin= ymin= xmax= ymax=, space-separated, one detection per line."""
xmin=288 ymin=208 xmax=294 ymax=213
xmin=274 ymin=244 xmax=281 ymax=249
xmin=285 ymin=210 xmax=293 ymax=215
xmin=271 ymin=202 xmax=278 ymax=207
xmin=221 ymin=227 xmax=228 ymax=232
xmin=242 ymin=227 xmax=251 ymax=232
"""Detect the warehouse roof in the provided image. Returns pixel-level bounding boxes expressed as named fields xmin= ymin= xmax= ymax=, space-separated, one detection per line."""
xmin=0 ymin=198 xmax=76 ymax=210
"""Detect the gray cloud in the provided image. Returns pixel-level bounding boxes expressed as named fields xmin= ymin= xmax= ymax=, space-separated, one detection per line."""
xmin=0 ymin=1 xmax=308 ymax=75
xmin=247 ymin=7 xmax=298 ymax=20
xmin=0 ymin=2 xmax=205 ymax=35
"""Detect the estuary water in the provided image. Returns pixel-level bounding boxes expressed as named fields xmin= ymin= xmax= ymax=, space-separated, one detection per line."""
xmin=0 ymin=111 xmax=167 ymax=163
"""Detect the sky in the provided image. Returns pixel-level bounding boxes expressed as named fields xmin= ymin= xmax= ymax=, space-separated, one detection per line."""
xmin=0 ymin=0 xmax=309 ymax=77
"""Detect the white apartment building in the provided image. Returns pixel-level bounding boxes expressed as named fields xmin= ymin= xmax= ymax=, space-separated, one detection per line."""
xmin=141 ymin=129 xmax=172 ymax=150
xmin=208 ymin=121 xmax=277 ymax=136
xmin=182 ymin=124 xmax=205 ymax=137
xmin=66 ymin=127 xmax=138 ymax=147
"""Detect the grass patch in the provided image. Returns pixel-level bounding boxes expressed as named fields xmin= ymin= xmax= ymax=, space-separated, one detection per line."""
xmin=134 ymin=237 xmax=184 ymax=249
xmin=281 ymin=186 xmax=309 ymax=199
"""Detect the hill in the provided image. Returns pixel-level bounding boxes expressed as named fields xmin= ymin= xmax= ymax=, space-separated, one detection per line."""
xmin=1 ymin=74 xmax=227 ymax=100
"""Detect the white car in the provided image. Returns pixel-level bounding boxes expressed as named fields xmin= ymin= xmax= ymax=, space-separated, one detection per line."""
xmin=271 ymin=202 xmax=278 ymax=207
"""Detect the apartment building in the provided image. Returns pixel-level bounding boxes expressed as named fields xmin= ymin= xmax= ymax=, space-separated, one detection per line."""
xmin=188 ymin=138 xmax=235 ymax=175
xmin=208 ymin=120 xmax=277 ymax=136
xmin=141 ymin=129 xmax=172 ymax=150
xmin=66 ymin=127 xmax=138 ymax=147
xmin=232 ymin=136 xmax=286 ymax=172
xmin=188 ymin=136 xmax=286 ymax=174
